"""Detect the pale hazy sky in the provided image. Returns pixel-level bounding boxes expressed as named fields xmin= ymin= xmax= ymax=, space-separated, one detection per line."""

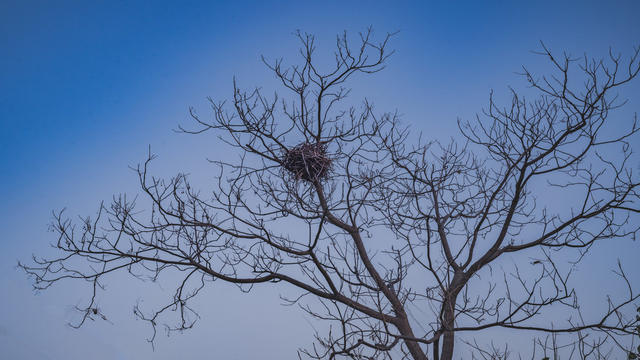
xmin=1 ymin=1 xmax=639 ymax=359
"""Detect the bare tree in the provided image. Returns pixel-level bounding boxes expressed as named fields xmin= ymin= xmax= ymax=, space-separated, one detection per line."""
xmin=21 ymin=29 xmax=640 ymax=359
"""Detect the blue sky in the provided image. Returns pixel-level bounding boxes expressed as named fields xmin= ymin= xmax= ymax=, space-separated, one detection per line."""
xmin=1 ymin=0 xmax=639 ymax=358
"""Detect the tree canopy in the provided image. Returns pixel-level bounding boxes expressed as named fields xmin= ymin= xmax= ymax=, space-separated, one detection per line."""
xmin=22 ymin=29 xmax=640 ymax=359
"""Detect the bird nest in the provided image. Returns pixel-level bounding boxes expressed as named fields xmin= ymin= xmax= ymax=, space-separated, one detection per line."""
xmin=282 ymin=142 xmax=332 ymax=182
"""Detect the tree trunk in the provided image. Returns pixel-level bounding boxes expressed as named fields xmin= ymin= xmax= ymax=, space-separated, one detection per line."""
xmin=440 ymin=303 xmax=456 ymax=360
xmin=405 ymin=338 xmax=428 ymax=360
xmin=439 ymin=275 xmax=463 ymax=360
xmin=396 ymin=316 xmax=428 ymax=360
xmin=433 ymin=337 xmax=440 ymax=360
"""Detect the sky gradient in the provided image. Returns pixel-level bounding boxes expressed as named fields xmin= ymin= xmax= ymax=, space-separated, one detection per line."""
xmin=1 ymin=1 xmax=639 ymax=358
